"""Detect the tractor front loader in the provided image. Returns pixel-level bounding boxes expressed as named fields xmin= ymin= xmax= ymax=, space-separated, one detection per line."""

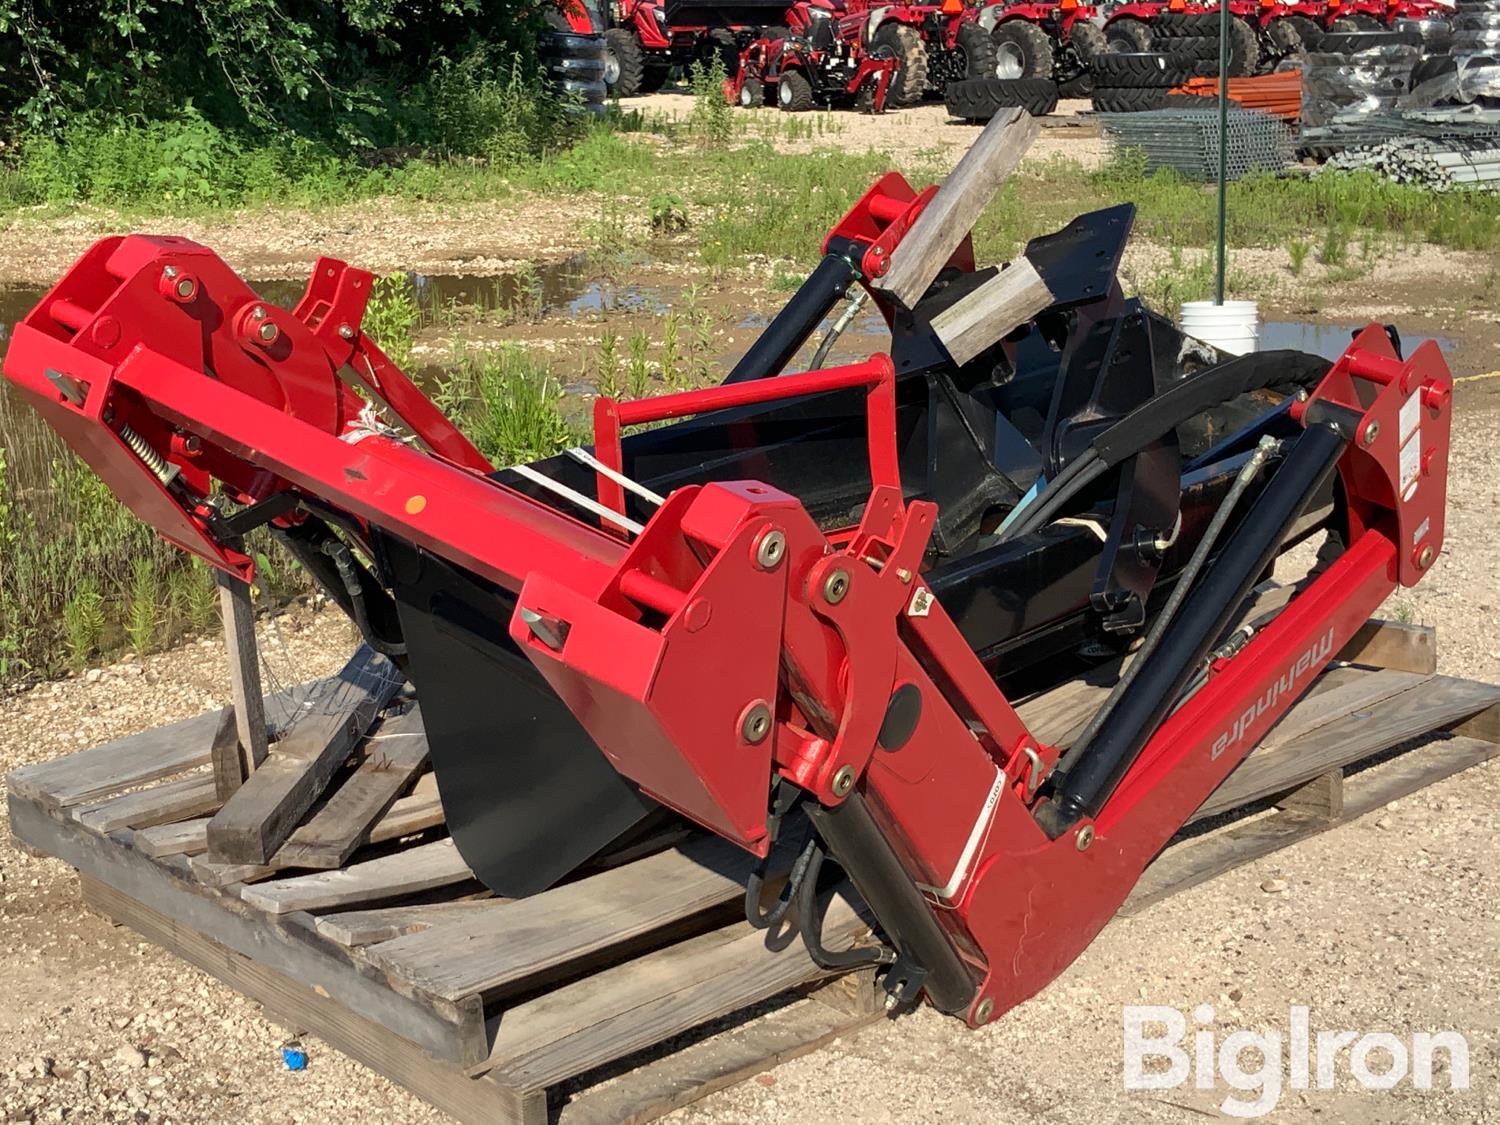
xmin=2 ymin=112 xmax=1452 ymax=1027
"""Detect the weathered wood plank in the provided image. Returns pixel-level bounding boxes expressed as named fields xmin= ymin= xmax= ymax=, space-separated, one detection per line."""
xmin=207 ymin=646 xmax=403 ymax=865
xmin=1337 ymin=619 xmax=1436 ymax=674
xmin=189 ymin=855 xmax=278 ymax=887
xmin=1192 ymin=674 xmax=1500 ymax=823
xmin=483 ymin=891 xmax=869 ymax=1088
xmin=135 ymin=817 xmax=212 ymax=859
xmin=239 ymin=838 xmax=473 ymax=915
xmin=315 ymin=900 xmax=501 ymax=947
xmin=930 ymin=256 xmax=1055 ymax=367
xmin=1123 ymin=735 xmax=1500 ymax=916
xmin=367 ymin=773 xmax=445 ymax=844
xmin=869 ymin=107 xmax=1039 ymax=310
xmin=8 ymin=682 xmax=311 ymax=810
xmin=367 ymin=835 xmax=758 ymax=1002
xmin=272 ymin=706 xmax=430 ymax=870
xmin=78 ymin=877 xmax=534 ymax=1123
xmin=73 ymin=771 xmax=220 ymax=834
xmin=8 ymin=794 xmax=487 ymax=1067
xmin=559 ymin=992 xmax=883 ymax=1125
xmin=215 ymin=571 xmax=269 ymax=795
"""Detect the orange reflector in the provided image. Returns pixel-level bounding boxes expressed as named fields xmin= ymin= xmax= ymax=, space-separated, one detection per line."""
xmin=1061 ymin=0 xmax=1078 ymax=10
xmin=941 ymin=0 xmax=962 ymax=12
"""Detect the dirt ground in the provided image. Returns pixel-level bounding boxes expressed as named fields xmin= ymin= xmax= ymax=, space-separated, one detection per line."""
xmin=2 ymin=115 xmax=1499 ymax=1124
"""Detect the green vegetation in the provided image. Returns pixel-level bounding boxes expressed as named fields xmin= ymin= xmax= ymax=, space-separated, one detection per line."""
xmin=8 ymin=43 xmax=1500 ymax=685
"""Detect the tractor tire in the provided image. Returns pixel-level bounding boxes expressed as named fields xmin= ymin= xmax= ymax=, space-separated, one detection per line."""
xmin=539 ymin=31 xmax=609 ymax=115
xmin=738 ymin=77 xmax=766 ymax=107
xmin=945 ymin=77 xmax=1060 ymax=120
xmin=1090 ymin=51 xmax=1195 ymax=86
xmin=1265 ymin=16 xmax=1308 ymax=60
xmin=1330 ymin=14 xmax=1384 ymax=33
xmin=873 ymin=22 xmax=930 ymax=105
xmin=1069 ymin=20 xmax=1109 ymax=67
xmin=1090 ymin=85 xmax=1172 ymax=111
xmin=704 ymin=28 xmax=742 ymax=77
xmin=954 ymin=21 xmax=1001 ymax=81
xmin=1226 ymin=17 xmax=1260 ymax=77
xmin=1058 ymin=71 xmax=1094 ymax=97
xmin=1165 ymin=34 xmax=1220 ymax=61
xmin=1151 ymin=12 xmax=1222 ymax=38
xmin=992 ymin=20 xmax=1057 ymax=80
xmin=603 ymin=28 xmax=646 ymax=97
xmin=777 ymin=69 xmax=816 ymax=111
xmin=1283 ymin=15 xmax=1325 ymax=51
xmin=1106 ymin=17 xmax=1154 ymax=53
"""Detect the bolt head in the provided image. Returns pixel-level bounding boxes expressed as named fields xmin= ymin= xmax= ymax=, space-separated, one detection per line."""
xmin=973 ymin=997 xmax=995 ymax=1026
xmin=1418 ymin=544 xmax=1434 ymax=569
xmin=251 ymin=305 xmax=267 ymax=320
xmin=741 ymin=701 xmax=773 ymax=744
xmin=338 ymin=324 xmax=356 ymax=341
xmin=755 ymin=529 xmax=786 ymax=570
xmin=257 ymin=321 xmax=279 ymax=343
xmin=1076 ymin=824 xmax=1095 ymax=852
xmin=831 ymin=765 xmax=856 ymax=797
xmin=823 ymin=569 xmax=850 ymax=605
xmin=175 ymin=278 xmax=196 ymax=299
xmin=1362 ymin=419 xmax=1380 ymax=446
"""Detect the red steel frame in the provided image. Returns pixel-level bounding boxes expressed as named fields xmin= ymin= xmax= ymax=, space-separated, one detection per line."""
xmin=1 ymin=199 xmax=1452 ymax=1028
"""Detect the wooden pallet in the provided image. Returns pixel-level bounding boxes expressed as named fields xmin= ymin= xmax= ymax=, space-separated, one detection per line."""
xmin=8 ymin=617 xmax=1500 ymax=1124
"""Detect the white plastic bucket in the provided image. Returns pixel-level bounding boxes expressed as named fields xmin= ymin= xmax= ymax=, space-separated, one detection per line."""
xmin=1180 ymin=299 xmax=1260 ymax=356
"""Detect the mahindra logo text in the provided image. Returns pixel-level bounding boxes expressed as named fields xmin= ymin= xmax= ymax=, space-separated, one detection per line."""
xmin=1210 ymin=628 xmax=1335 ymax=760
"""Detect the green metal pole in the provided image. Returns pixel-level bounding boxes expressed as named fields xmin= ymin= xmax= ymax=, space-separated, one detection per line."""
xmin=1215 ymin=0 xmax=1229 ymax=305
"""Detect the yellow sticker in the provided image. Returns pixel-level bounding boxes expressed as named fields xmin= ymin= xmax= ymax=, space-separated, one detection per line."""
xmin=405 ymin=495 xmax=427 ymax=515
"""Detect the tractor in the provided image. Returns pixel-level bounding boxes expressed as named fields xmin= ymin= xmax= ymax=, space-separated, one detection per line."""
xmin=727 ymin=5 xmax=898 ymax=110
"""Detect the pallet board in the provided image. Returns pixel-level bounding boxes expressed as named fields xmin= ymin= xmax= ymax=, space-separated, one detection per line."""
xmin=8 ymin=618 xmax=1499 ymax=1124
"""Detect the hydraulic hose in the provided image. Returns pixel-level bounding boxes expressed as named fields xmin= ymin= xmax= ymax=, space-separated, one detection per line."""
xmin=1053 ymin=435 xmax=1281 ymax=777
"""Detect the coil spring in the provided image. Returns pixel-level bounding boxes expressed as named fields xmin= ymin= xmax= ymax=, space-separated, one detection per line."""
xmin=119 ymin=423 xmax=174 ymax=484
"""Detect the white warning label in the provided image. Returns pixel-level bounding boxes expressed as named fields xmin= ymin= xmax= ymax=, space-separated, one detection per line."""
xmin=1400 ymin=429 xmax=1421 ymax=502
xmin=1400 ymin=388 xmax=1421 ymax=441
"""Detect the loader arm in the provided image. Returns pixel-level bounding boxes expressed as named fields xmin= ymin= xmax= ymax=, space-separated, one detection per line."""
xmin=3 ymin=182 xmax=1451 ymax=1027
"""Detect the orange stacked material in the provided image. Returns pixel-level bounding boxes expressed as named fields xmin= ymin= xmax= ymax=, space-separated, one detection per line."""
xmin=1173 ymin=70 xmax=1303 ymax=123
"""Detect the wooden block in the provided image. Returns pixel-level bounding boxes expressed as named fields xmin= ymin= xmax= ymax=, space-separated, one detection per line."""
xmin=207 ymin=646 xmax=403 ymax=865
xmin=272 ymin=707 xmax=430 ymax=870
xmin=135 ymin=818 xmax=211 ymax=859
xmin=365 ymin=835 xmax=759 ymax=1002
xmin=73 ymin=772 xmax=220 ymax=834
xmin=239 ymin=838 xmax=473 ymax=915
xmin=870 ymin=108 xmax=1039 ymax=310
xmin=1123 ymin=735 xmax=1500 ymax=916
xmin=1450 ymin=701 xmax=1500 ymax=745
xmin=930 ymin=256 xmax=1055 ymax=367
xmin=1337 ymin=619 xmax=1437 ymax=674
xmin=1275 ymin=769 xmax=1343 ymax=821
xmin=215 ymin=571 xmax=269 ymax=791
xmin=809 ymin=967 xmax=883 ymax=1019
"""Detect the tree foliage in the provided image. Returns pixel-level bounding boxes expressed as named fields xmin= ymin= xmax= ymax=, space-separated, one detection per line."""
xmin=0 ymin=0 xmax=552 ymax=143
